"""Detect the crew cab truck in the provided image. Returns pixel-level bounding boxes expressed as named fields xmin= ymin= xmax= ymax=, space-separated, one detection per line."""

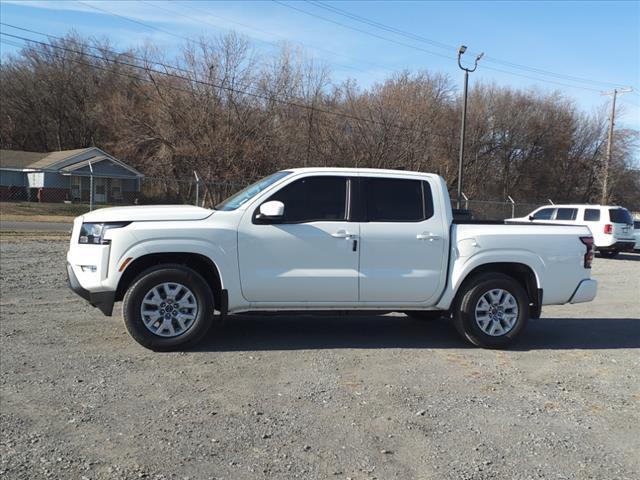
xmin=67 ymin=168 xmax=597 ymax=350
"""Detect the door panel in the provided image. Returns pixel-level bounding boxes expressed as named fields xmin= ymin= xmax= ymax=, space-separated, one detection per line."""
xmin=358 ymin=178 xmax=446 ymax=303
xmin=237 ymin=175 xmax=359 ymax=303
xmin=238 ymin=221 xmax=359 ymax=302
xmin=359 ymin=219 xmax=445 ymax=302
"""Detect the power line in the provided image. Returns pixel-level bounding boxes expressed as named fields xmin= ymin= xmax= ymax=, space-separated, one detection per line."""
xmin=0 ymin=22 xmax=196 ymax=76
xmin=159 ymin=0 xmax=400 ymax=77
xmin=273 ymin=1 xmax=616 ymax=93
xmin=272 ymin=0 xmax=454 ymax=60
xmin=78 ymin=0 xmax=401 ymax=80
xmin=307 ymin=0 xmax=625 ymax=89
xmin=0 ymin=30 xmax=448 ymax=137
xmin=74 ymin=0 xmax=191 ymax=43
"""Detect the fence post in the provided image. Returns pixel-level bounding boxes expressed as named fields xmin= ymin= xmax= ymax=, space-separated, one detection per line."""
xmin=507 ymin=195 xmax=515 ymax=218
xmin=193 ymin=171 xmax=200 ymax=207
xmin=461 ymin=192 xmax=469 ymax=210
xmin=88 ymin=159 xmax=93 ymax=211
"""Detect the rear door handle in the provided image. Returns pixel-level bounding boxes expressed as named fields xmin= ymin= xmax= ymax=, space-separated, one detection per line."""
xmin=332 ymin=230 xmax=357 ymax=239
xmin=416 ymin=232 xmax=441 ymax=241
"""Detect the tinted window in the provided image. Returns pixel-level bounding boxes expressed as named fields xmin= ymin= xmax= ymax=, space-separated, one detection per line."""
xmin=583 ymin=209 xmax=600 ymax=221
xmin=532 ymin=208 xmax=554 ymax=220
xmin=556 ymin=208 xmax=577 ymax=221
xmin=634 ymin=221 xmax=640 ymax=229
xmin=364 ymin=178 xmax=427 ymax=222
xmin=266 ymin=176 xmax=347 ymax=223
xmin=609 ymin=208 xmax=633 ymax=225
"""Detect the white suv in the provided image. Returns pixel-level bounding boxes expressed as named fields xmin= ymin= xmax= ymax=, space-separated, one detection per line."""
xmin=510 ymin=204 xmax=635 ymax=258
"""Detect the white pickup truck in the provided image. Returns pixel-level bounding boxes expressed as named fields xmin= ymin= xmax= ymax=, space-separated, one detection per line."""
xmin=67 ymin=168 xmax=597 ymax=350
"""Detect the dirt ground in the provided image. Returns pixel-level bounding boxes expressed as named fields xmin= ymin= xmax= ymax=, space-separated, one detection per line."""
xmin=1 ymin=238 xmax=639 ymax=480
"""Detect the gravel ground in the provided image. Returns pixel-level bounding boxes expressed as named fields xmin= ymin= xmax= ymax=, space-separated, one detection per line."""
xmin=1 ymin=238 xmax=639 ymax=480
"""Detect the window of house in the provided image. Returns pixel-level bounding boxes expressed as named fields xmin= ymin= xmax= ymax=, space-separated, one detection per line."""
xmin=111 ymin=178 xmax=123 ymax=200
xmin=70 ymin=176 xmax=82 ymax=200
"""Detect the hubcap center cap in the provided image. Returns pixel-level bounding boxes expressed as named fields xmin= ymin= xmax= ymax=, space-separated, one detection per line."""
xmin=140 ymin=282 xmax=199 ymax=338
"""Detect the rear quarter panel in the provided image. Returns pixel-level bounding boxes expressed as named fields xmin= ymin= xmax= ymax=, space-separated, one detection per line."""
xmin=436 ymin=223 xmax=592 ymax=309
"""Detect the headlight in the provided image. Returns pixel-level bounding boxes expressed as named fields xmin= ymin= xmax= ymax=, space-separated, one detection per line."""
xmin=79 ymin=222 xmax=130 ymax=245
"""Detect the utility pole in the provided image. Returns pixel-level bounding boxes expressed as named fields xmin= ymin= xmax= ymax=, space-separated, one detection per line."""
xmin=600 ymin=87 xmax=632 ymax=204
xmin=456 ymin=45 xmax=483 ymax=209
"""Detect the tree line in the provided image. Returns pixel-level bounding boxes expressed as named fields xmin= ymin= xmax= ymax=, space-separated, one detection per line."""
xmin=1 ymin=32 xmax=638 ymax=209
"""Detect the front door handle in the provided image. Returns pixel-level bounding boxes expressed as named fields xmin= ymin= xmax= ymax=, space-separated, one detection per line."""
xmin=331 ymin=230 xmax=357 ymax=239
xmin=416 ymin=232 xmax=441 ymax=241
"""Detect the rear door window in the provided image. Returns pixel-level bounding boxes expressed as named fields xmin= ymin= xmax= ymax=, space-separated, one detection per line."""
xmin=363 ymin=178 xmax=429 ymax=222
xmin=532 ymin=208 xmax=555 ymax=220
xmin=555 ymin=208 xmax=577 ymax=221
xmin=609 ymin=208 xmax=633 ymax=225
xmin=583 ymin=209 xmax=600 ymax=221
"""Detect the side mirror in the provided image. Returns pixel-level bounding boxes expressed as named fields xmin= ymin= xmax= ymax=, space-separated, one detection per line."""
xmin=256 ymin=200 xmax=284 ymax=223
xmin=529 ymin=215 xmax=535 ymax=221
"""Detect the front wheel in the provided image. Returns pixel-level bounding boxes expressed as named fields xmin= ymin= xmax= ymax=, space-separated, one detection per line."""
xmin=453 ymin=273 xmax=529 ymax=349
xmin=122 ymin=265 xmax=215 ymax=351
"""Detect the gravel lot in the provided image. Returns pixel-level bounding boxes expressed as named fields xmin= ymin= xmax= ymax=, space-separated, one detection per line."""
xmin=1 ymin=237 xmax=639 ymax=480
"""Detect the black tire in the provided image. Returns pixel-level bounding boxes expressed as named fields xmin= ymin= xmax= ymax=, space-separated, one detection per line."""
xmin=598 ymin=250 xmax=618 ymax=258
xmin=122 ymin=264 xmax=215 ymax=351
xmin=404 ymin=311 xmax=445 ymax=321
xmin=452 ymin=272 xmax=529 ymax=349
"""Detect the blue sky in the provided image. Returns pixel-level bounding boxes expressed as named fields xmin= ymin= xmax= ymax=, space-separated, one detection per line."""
xmin=1 ymin=0 xmax=639 ymax=133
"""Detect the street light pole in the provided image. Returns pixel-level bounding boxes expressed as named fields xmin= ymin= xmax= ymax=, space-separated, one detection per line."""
xmin=456 ymin=45 xmax=483 ymax=209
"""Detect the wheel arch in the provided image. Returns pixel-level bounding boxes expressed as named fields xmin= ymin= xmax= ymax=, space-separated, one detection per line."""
xmin=115 ymin=253 xmax=223 ymax=309
xmin=451 ymin=262 xmax=542 ymax=319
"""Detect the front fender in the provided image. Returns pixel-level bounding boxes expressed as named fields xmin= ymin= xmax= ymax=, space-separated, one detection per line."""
xmin=102 ymin=236 xmax=237 ymax=295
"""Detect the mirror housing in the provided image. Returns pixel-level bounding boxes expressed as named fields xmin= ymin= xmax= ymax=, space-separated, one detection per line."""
xmin=255 ymin=200 xmax=285 ymax=223
xmin=528 ymin=215 xmax=535 ymax=221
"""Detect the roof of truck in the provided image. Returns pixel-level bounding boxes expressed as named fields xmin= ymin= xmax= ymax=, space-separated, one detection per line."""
xmin=284 ymin=167 xmax=437 ymax=176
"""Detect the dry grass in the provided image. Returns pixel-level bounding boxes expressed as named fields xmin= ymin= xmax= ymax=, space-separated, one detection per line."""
xmin=0 ymin=230 xmax=70 ymax=241
xmin=0 ymin=201 xmax=89 ymax=223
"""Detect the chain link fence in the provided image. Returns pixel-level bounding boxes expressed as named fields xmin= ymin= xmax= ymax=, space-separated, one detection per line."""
xmin=1 ymin=168 xmax=549 ymax=221
xmin=453 ymin=198 xmax=547 ymax=220
xmin=0 ymin=168 xmax=248 ymax=218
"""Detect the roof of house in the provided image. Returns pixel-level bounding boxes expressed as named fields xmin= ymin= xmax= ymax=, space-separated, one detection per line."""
xmin=0 ymin=148 xmax=143 ymax=177
xmin=0 ymin=149 xmax=50 ymax=169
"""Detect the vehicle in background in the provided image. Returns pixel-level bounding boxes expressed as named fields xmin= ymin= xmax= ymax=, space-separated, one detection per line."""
xmin=634 ymin=220 xmax=640 ymax=251
xmin=67 ymin=168 xmax=597 ymax=351
xmin=509 ymin=204 xmax=635 ymax=258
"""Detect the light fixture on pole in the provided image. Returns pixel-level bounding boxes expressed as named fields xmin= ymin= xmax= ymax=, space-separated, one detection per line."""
xmin=456 ymin=45 xmax=483 ymax=209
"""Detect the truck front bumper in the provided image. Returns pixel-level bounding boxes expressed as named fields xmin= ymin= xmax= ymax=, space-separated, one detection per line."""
xmin=67 ymin=262 xmax=115 ymax=316
xmin=569 ymin=279 xmax=598 ymax=304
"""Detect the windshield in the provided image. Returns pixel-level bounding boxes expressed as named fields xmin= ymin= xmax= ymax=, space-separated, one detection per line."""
xmin=608 ymin=208 xmax=633 ymax=225
xmin=215 ymin=171 xmax=291 ymax=211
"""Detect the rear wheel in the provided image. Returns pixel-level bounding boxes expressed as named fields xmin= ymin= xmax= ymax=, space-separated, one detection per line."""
xmin=123 ymin=265 xmax=215 ymax=351
xmin=453 ymin=273 xmax=529 ymax=349
xmin=598 ymin=250 xmax=618 ymax=258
